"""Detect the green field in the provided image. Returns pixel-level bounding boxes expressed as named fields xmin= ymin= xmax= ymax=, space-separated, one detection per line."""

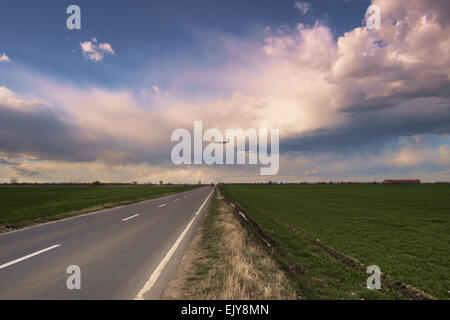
xmin=221 ymin=184 xmax=450 ymax=300
xmin=0 ymin=185 xmax=198 ymax=229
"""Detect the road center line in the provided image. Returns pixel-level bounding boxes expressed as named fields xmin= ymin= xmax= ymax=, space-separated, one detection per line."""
xmin=0 ymin=244 xmax=61 ymax=271
xmin=122 ymin=214 xmax=140 ymax=221
xmin=158 ymin=204 xmax=167 ymax=208
xmin=174 ymin=199 xmax=179 ymax=202
xmin=135 ymin=188 xmax=214 ymax=300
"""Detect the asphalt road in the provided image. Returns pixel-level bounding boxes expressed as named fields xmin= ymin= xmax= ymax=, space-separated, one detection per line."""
xmin=0 ymin=185 xmax=214 ymax=300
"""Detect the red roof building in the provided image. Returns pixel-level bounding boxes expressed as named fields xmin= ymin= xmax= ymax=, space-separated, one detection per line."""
xmin=382 ymin=179 xmax=421 ymax=184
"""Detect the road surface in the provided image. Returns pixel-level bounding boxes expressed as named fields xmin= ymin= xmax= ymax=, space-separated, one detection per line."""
xmin=0 ymin=186 xmax=214 ymax=299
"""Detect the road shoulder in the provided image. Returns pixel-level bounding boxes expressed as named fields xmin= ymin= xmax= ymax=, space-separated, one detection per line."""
xmin=161 ymin=188 xmax=299 ymax=299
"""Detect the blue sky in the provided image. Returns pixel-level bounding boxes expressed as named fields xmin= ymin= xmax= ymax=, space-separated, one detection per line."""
xmin=0 ymin=0 xmax=449 ymax=183
xmin=0 ymin=0 xmax=370 ymax=92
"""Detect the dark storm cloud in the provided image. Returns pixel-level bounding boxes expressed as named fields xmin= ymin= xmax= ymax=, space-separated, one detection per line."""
xmin=0 ymin=104 xmax=171 ymax=165
xmin=0 ymin=104 xmax=101 ymax=161
xmin=281 ymin=96 xmax=450 ymax=153
xmin=427 ymin=0 xmax=450 ymax=26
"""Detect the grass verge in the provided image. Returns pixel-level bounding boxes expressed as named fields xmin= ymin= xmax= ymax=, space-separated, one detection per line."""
xmin=161 ymin=188 xmax=298 ymax=299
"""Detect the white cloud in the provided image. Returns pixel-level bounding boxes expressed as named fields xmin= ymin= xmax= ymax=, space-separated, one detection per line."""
xmin=0 ymin=86 xmax=41 ymax=110
xmin=294 ymin=1 xmax=311 ymax=15
xmin=0 ymin=53 xmax=10 ymax=62
xmin=98 ymin=43 xmax=115 ymax=55
xmin=80 ymin=38 xmax=115 ymax=62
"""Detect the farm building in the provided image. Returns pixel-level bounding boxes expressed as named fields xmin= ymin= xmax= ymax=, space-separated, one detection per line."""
xmin=382 ymin=179 xmax=421 ymax=184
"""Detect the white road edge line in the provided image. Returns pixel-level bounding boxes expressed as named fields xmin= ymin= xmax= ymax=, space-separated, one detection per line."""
xmin=174 ymin=199 xmax=179 ymax=202
xmin=263 ymin=239 xmax=272 ymax=248
xmin=135 ymin=188 xmax=214 ymax=300
xmin=158 ymin=204 xmax=167 ymax=208
xmin=239 ymin=211 xmax=248 ymax=221
xmin=122 ymin=214 xmax=140 ymax=221
xmin=0 ymin=244 xmax=61 ymax=271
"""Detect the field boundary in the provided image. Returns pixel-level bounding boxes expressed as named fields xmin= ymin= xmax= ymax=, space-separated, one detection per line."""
xmin=219 ymin=186 xmax=436 ymax=300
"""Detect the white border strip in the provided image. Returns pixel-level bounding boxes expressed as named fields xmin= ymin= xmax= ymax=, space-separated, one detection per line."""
xmin=134 ymin=188 xmax=214 ymax=300
xmin=0 ymin=244 xmax=61 ymax=270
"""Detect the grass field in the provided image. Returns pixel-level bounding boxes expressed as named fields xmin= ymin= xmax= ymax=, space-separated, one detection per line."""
xmin=221 ymin=184 xmax=450 ymax=300
xmin=0 ymin=185 xmax=198 ymax=229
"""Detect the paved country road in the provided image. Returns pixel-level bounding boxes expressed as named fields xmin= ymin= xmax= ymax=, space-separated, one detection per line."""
xmin=0 ymin=186 xmax=214 ymax=300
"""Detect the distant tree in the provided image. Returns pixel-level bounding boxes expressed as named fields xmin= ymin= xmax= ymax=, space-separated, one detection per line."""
xmin=198 ymin=181 xmax=201 ymax=185
xmin=10 ymin=177 xmax=18 ymax=185
xmin=159 ymin=180 xmax=164 ymax=185
xmin=92 ymin=181 xmax=101 ymax=186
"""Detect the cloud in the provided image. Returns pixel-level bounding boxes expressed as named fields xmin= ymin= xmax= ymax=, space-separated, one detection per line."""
xmin=80 ymin=38 xmax=115 ymax=62
xmin=0 ymin=84 xmax=179 ymax=165
xmin=0 ymin=0 xmax=449 ymax=183
xmin=0 ymin=86 xmax=122 ymax=162
xmin=281 ymin=96 xmax=450 ymax=154
xmin=261 ymin=0 xmax=450 ymax=152
xmin=294 ymin=2 xmax=311 ymax=15
xmin=5 ymin=162 xmax=41 ymax=177
xmin=0 ymin=53 xmax=10 ymax=62
xmin=0 ymin=156 xmax=14 ymax=164
xmin=0 ymin=100 xmax=96 ymax=162
xmin=304 ymin=169 xmax=319 ymax=176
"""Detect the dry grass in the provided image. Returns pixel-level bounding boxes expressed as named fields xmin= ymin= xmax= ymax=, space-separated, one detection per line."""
xmin=162 ymin=190 xmax=298 ymax=300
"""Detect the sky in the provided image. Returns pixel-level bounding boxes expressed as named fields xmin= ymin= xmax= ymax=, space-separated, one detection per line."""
xmin=0 ymin=0 xmax=449 ymax=183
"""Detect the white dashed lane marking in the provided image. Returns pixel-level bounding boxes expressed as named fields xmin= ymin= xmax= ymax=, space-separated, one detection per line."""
xmin=122 ymin=214 xmax=140 ymax=221
xmin=0 ymin=244 xmax=61 ymax=270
